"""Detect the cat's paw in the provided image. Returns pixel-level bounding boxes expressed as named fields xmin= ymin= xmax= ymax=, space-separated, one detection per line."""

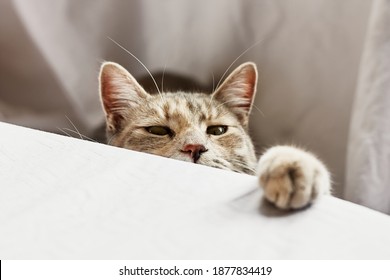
xmin=257 ymin=146 xmax=331 ymax=210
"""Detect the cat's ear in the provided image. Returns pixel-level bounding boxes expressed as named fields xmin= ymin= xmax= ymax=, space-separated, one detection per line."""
xmin=212 ymin=62 xmax=257 ymax=127
xmin=99 ymin=62 xmax=149 ymax=132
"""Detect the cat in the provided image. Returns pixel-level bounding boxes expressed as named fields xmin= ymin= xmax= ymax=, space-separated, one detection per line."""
xmin=99 ymin=61 xmax=331 ymax=210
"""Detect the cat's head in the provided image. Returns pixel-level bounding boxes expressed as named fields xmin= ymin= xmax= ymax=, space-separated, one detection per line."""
xmin=99 ymin=62 xmax=258 ymax=174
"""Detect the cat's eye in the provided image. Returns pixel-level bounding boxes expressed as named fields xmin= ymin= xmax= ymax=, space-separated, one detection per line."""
xmin=146 ymin=126 xmax=173 ymax=136
xmin=206 ymin=125 xmax=228 ymax=136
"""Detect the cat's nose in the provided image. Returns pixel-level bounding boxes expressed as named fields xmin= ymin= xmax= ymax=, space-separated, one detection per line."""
xmin=181 ymin=144 xmax=207 ymax=163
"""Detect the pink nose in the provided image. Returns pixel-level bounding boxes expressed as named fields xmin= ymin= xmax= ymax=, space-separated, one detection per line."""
xmin=182 ymin=144 xmax=207 ymax=163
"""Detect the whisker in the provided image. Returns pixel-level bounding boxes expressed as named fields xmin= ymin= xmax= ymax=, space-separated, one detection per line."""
xmin=210 ymin=70 xmax=215 ymax=93
xmin=251 ymin=104 xmax=265 ymax=117
xmin=107 ymin=37 xmax=162 ymax=98
xmin=207 ymin=98 xmax=213 ymax=113
xmin=208 ymin=39 xmax=265 ymax=112
xmin=107 ymin=132 xmax=118 ymax=145
xmin=158 ymin=64 xmax=169 ymax=107
xmin=207 ymin=72 xmax=217 ymax=111
xmin=229 ymin=158 xmax=256 ymax=174
xmin=230 ymin=158 xmax=255 ymax=168
xmin=215 ymin=38 xmax=265 ymax=90
xmin=65 ymin=115 xmax=84 ymax=140
xmin=57 ymin=127 xmax=73 ymax=138
xmin=161 ymin=63 xmax=167 ymax=93
xmin=215 ymin=99 xmax=238 ymax=111
xmin=62 ymin=128 xmax=98 ymax=142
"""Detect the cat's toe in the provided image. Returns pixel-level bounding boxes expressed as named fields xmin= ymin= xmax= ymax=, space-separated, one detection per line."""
xmin=260 ymin=164 xmax=311 ymax=210
xmin=289 ymin=185 xmax=313 ymax=209
xmin=257 ymin=146 xmax=331 ymax=210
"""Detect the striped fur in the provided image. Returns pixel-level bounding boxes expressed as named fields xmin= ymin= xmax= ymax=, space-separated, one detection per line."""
xmin=100 ymin=62 xmax=258 ymax=174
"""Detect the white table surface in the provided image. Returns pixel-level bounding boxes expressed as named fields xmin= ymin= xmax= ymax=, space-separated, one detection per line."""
xmin=1 ymin=121 xmax=390 ymax=259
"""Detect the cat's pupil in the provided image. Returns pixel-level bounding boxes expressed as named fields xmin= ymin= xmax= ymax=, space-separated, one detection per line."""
xmin=146 ymin=126 xmax=172 ymax=136
xmin=207 ymin=125 xmax=228 ymax=136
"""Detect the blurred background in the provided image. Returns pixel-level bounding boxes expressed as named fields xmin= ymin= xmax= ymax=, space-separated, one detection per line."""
xmin=1 ymin=0 xmax=390 ymax=214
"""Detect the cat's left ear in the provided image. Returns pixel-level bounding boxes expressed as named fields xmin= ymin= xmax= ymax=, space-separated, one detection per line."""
xmin=212 ymin=62 xmax=257 ymax=127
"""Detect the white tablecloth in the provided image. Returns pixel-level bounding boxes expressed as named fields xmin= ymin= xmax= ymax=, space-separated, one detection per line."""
xmin=1 ymin=121 xmax=390 ymax=259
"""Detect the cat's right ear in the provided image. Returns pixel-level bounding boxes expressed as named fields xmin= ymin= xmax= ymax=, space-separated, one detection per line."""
xmin=99 ymin=62 xmax=149 ymax=133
